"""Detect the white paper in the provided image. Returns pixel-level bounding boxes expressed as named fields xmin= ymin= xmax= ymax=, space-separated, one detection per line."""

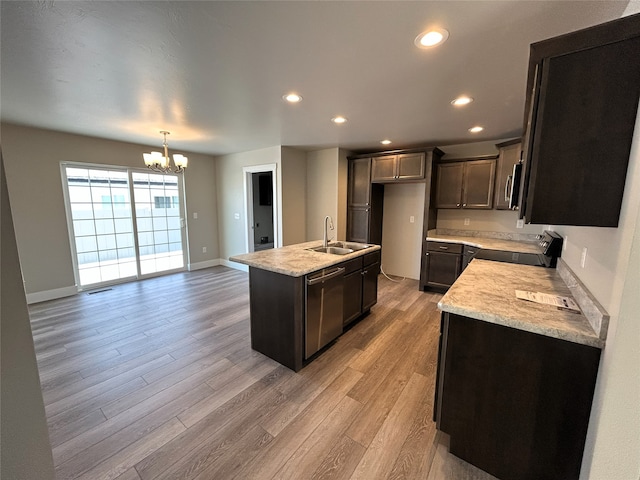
xmin=515 ymin=290 xmax=581 ymax=312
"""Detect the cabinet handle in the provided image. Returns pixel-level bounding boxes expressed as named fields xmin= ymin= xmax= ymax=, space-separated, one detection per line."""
xmin=505 ymin=174 xmax=513 ymax=201
xmin=362 ymin=270 xmax=368 ymax=275
xmin=456 ymin=203 xmax=461 ymax=207
xmin=463 ymin=203 xmax=467 ymax=207
xmin=439 ymin=246 xmax=449 ymax=250
xmin=425 ymin=252 xmax=429 ymax=256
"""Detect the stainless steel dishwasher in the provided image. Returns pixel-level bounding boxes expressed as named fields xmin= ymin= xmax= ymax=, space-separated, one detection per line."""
xmin=305 ymin=266 xmax=345 ymax=359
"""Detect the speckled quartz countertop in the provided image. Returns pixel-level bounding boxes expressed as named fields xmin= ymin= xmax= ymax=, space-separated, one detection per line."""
xmin=438 ymin=259 xmax=604 ymax=349
xmin=427 ymin=232 xmax=541 ymax=254
xmin=229 ymin=241 xmax=381 ymax=277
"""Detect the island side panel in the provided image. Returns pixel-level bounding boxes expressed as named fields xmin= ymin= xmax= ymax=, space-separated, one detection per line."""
xmin=248 ymin=267 xmax=304 ymax=371
xmin=438 ymin=312 xmax=601 ymax=480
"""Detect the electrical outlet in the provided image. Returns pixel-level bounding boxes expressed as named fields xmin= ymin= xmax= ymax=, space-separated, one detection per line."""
xmin=464 ymin=218 xmax=470 ymax=226
xmin=193 ymin=212 xmax=198 ymax=219
xmin=516 ymin=219 xmax=524 ymax=229
xmin=202 ymin=246 xmax=207 ymax=253
xmin=410 ymin=216 xmax=415 ymax=223
xmin=580 ymin=247 xmax=587 ymax=268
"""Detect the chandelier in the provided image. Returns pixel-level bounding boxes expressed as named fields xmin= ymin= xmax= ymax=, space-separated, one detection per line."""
xmin=143 ymin=131 xmax=188 ymax=173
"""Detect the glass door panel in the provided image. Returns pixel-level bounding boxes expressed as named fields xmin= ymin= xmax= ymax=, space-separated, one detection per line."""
xmin=64 ymin=167 xmax=136 ymax=287
xmin=132 ymin=172 xmax=185 ymax=275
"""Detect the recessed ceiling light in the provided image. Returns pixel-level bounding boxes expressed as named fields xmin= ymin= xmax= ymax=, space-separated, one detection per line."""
xmin=380 ymin=139 xmax=392 ymax=145
xmin=331 ymin=116 xmax=347 ymax=124
xmin=283 ymin=93 xmax=302 ymax=103
xmin=414 ymin=28 xmax=449 ymax=48
xmin=451 ymin=96 xmax=474 ymax=106
xmin=469 ymin=126 xmax=484 ymax=133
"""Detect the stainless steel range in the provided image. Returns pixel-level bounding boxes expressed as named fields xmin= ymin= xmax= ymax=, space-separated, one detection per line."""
xmin=473 ymin=230 xmax=563 ymax=268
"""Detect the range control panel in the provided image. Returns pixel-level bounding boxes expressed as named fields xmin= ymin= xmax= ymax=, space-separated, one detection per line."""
xmin=536 ymin=230 xmax=563 ymax=258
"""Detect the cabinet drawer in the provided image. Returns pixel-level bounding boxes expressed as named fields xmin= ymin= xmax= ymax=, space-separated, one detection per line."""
xmin=427 ymin=242 xmax=463 ymax=254
xmin=363 ymin=250 xmax=381 ymax=267
xmin=341 ymin=257 xmax=363 ymax=275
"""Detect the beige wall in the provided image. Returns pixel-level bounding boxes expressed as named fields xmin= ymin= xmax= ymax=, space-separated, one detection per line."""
xmin=381 ymin=183 xmax=426 ymax=279
xmin=1 ymin=124 xmax=219 ymax=300
xmin=1 ymin=156 xmax=55 ymax=479
xmin=306 ymin=148 xmax=340 ymax=242
xmin=437 ymin=209 xmax=544 ymax=235
xmin=281 ymin=147 xmax=307 ymax=245
xmin=215 ymin=145 xmax=282 ymax=262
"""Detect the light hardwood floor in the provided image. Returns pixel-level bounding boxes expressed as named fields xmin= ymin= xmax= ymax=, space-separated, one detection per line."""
xmin=29 ymin=265 xmax=482 ymax=480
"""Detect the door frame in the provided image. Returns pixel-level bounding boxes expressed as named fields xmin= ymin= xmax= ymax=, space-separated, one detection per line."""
xmin=243 ymin=164 xmax=279 ymax=253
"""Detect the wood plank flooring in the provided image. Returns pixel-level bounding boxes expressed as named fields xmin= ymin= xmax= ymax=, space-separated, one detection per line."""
xmin=28 ymin=265 xmax=476 ymax=479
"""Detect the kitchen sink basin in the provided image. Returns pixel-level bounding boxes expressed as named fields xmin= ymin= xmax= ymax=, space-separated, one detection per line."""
xmin=328 ymin=241 xmax=373 ymax=251
xmin=308 ymin=246 xmax=354 ymax=255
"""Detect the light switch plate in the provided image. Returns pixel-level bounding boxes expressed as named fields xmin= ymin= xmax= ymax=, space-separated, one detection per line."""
xmin=516 ymin=219 xmax=524 ymax=229
xmin=234 ymin=213 xmax=240 ymax=220
xmin=464 ymin=218 xmax=470 ymax=226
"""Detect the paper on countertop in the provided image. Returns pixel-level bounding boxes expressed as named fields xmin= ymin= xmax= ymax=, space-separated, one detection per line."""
xmin=515 ymin=290 xmax=581 ymax=312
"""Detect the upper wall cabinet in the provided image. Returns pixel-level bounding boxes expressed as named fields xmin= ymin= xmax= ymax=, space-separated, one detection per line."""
xmin=371 ymin=153 xmax=425 ymax=182
xmin=494 ymin=139 xmax=521 ymax=210
xmin=518 ymin=14 xmax=640 ymax=227
xmin=436 ymin=158 xmax=496 ymax=210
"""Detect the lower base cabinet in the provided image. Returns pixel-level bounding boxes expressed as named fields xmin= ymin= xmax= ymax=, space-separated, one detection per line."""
xmin=343 ymin=250 xmax=381 ymax=326
xmin=435 ymin=312 xmax=601 ymax=480
xmin=424 ymin=242 xmax=463 ymax=290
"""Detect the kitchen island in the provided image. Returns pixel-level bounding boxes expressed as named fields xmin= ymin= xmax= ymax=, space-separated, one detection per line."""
xmin=435 ymin=259 xmax=608 ymax=480
xmin=230 ymin=241 xmax=381 ymax=371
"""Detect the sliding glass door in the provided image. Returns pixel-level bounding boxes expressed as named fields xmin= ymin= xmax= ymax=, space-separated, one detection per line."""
xmin=62 ymin=164 xmax=186 ymax=289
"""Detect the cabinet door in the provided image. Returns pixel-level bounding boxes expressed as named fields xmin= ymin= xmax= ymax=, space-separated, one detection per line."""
xmin=348 ymin=158 xmax=372 ymax=206
xmin=522 ymin=35 xmax=640 ymax=226
xmin=494 ymin=142 xmax=521 ymax=210
xmin=347 ymin=207 xmax=370 ymax=243
xmin=463 ymin=159 xmax=496 ymax=209
xmin=343 ymin=271 xmax=363 ymax=326
xmin=397 ymin=153 xmax=425 ymax=180
xmin=436 ymin=163 xmax=464 ymax=208
xmin=371 ymin=155 xmax=397 ymax=182
xmin=362 ymin=262 xmax=380 ymax=311
xmin=426 ymin=252 xmax=461 ymax=288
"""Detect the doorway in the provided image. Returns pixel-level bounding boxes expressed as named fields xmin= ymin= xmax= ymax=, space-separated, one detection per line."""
xmin=243 ymin=164 xmax=279 ymax=253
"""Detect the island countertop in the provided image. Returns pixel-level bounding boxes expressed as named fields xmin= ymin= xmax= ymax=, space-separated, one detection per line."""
xmin=438 ymin=259 xmax=604 ymax=348
xmin=229 ymin=241 xmax=381 ymax=277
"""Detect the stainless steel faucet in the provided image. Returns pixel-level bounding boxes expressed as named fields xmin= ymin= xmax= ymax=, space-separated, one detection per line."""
xmin=323 ymin=215 xmax=334 ymax=248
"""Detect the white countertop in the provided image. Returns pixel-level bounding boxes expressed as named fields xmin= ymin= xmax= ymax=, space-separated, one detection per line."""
xmin=438 ymin=259 xmax=603 ymax=349
xmin=229 ymin=241 xmax=381 ymax=277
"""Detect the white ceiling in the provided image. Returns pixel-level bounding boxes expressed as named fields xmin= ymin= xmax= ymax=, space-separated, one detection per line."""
xmin=0 ymin=1 xmax=631 ymax=156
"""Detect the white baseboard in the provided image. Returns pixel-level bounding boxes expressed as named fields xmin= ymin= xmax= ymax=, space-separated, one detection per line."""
xmin=188 ymin=259 xmax=221 ymax=271
xmin=219 ymin=258 xmax=248 ymax=272
xmin=26 ymin=285 xmax=78 ymax=305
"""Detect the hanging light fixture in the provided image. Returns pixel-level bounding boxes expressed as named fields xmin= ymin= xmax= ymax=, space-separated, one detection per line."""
xmin=143 ymin=131 xmax=188 ymax=173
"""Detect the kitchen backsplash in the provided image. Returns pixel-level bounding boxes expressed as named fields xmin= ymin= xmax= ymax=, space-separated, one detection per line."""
xmin=432 ymin=228 xmax=539 ymax=243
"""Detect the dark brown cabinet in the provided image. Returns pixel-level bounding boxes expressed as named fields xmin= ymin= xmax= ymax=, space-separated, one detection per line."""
xmin=518 ymin=14 xmax=640 ymax=226
xmin=424 ymin=242 xmax=462 ymax=290
xmin=347 ymin=158 xmax=383 ymax=244
xmin=435 ymin=312 xmax=600 ymax=480
xmin=371 ymin=153 xmax=425 ymax=182
xmin=435 ymin=159 xmax=496 ymax=209
xmin=342 ymin=250 xmax=380 ymax=327
xmin=494 ymin=139 xmax=521 ymax=210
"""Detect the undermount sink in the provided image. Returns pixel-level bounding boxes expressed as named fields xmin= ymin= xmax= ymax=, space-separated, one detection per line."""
xmin=328 ymin=241 xmax=373 ymax=251
xmin=308 ymin=241 xmax=374 ymax=255
xmin=309 ymin=246 xmax=354 ymax=255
